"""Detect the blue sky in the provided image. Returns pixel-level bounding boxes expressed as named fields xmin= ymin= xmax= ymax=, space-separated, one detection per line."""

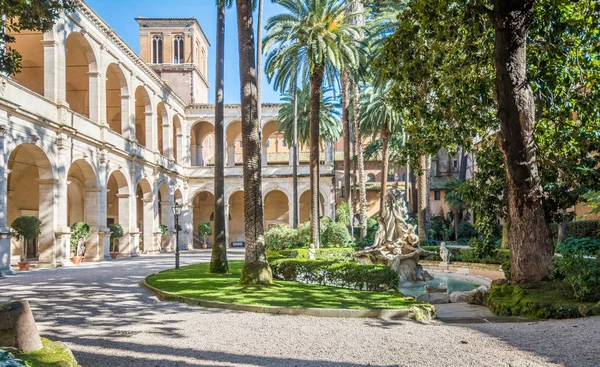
xmin=86 ymin=0 xmax=285 ymax=104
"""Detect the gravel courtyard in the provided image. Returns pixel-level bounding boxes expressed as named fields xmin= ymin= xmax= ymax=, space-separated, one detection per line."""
xmin=1 ymin=250 xmax=598 ymax=367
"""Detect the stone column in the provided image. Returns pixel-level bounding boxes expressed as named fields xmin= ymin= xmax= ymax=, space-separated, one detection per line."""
xmin=89 ymin=71 xmax=101 ymax=123
xmin=176 ymin=133 xmax=183 ymax=165
xmin=117 ymin=193 xmax=131 ymax=255
xmin=98 ymin=154 xmax=110 ymax=260
xmin=121 ymin=95 xmax=131 ymax=139
xmin=184 ymin=204 xmax=194 ymax=250
xmin=160 ymin=200 xmax=173 ymax=251
xmin=84 ymin=187 xmax=101 ymax=261
xmin=38 ymin=180 xmax=61 ymax=267
xmin=190 ymin=145 xmax=197 ymax=166
xmin=145 ymin=111 xmax=154 ymax=151
xmin=197 ymin=145 xmax=203 ymax=166
xmin=0 ymin=125 xmax=13 ymax=275
xmin=227 ymin=145 xmax=236 ymax=166
xmin=162 ymin=123 xmax=171 ymax=158
xmin=142 ymin=198 xmax=155 ymax=253
xmin=42 ymin=40 xmax=60 ymax=103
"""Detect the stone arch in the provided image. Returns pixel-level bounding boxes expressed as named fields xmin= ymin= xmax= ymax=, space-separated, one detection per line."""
xmin=65 ymin=32 xmax=98 ymax=118
xmin=106 ymin=63 xmax=129 ymax=134
xmin=192 ymin=190 xmax=215 ymax=247
xmin=225 ymin=120 xmax=242 ymax=166
xmin=6 ymin=143 xmax=56 ymax=266
xmin=173 ymin=115 xmax=182 ymax=163
xmin=261 ymin=120 xmax=288 ymax=165
xmin=228 ymin=190 xmax=244 ymax=244
xmin=106 ymin=169 xmax=131 ymax=257
xmin=156 ymin=102 xmax=168 ymax=156
xmin=299 ymin=189 xmax=326 ymax=224
xmin=134 ymin=86 xmax=152 ymax=148
xmin=135 ymin=177 xmax=155 ymax=253
xmin=190 ymin=120 xmax=215 ymax=166
xmin=264 ymin=189 xmax=290 ymax=229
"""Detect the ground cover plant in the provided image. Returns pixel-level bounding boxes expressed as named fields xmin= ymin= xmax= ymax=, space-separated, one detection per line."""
xmin=145 ymin=260 xmax=427 ymax=310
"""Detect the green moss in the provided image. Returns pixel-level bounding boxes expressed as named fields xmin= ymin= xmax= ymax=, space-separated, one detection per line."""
xmin=146 ymin=260 xmax=426 ymax=310
xmin=485 ymin=282 xmax=597 ymax=319
xmin=14 ymin=338 xmax=78 ymax=367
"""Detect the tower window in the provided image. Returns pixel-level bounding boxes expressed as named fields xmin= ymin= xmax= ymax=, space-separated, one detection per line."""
xmin=434 ymin=190 xmax=441 ymax=201
xmin=152 ymin=35 xmax=163 ymax=64
xmin=174 ymin=36 xmax=184 ymax=64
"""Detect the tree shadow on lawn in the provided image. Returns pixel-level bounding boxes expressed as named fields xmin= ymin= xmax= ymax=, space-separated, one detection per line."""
xmin=446 ymin=316 xmax=600 ymax=367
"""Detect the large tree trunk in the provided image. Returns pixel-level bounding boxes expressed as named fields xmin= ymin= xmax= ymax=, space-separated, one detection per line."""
xmin=379 ymin=123 xmax=390 ymax=217
xmin=352 ymin=80 xmax=367 ymax=238
xmin=493 ymin=0 xmax=553 ymax=283
xmin=236 ymin=0 xmax=272 ymax=284
xmin=341 ymin=72 xmax=351 ymax=206
xmin=309 ymin=67 xmax=325 ymax=247
xmin=210 ymin=2 xmax=228 ymax=274
xmin=417 ymin=155 xmax=430 ymax=243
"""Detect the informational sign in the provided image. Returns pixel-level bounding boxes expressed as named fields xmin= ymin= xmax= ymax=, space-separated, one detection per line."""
xmin=231 ymin=241 xmax=245 ymax=248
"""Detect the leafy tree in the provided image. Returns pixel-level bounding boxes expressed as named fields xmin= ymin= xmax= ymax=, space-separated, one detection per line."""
xmin=1 ymin=0 xmax=75 ymax=75
xmin=236 ymin=0 xmax=272 ymax=284
xmin=211 ymin=0 xmax=232 ymax=274
xmin=264 ymin=0 xmax=361 ymax=247
xmin=108 ymin=223 xmax=124 ymax=253
xmin=11 ymin=216 xmax=41 ymax=261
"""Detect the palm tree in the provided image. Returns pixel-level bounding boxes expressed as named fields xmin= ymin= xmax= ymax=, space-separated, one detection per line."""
xmin=359 ymin=83 xmax=402 ymax=215
xmin=210 ymin=0 xmax=232 ymax=274
xmin=277 ymin=83 xmax=342 ymax=147
xmin=264 ymin=0 xmax=361 ymax=247
xmin=236 ymin=0 xmax=272 ymax=285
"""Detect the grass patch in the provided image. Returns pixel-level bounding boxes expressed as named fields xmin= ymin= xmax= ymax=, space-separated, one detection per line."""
xmin=13 ymin=338 xmax=78 ymax=367
xmin=485 ymin=282 xmax=600 ymax=320
xmin=146 ymin=260 xmax=425 ymax=310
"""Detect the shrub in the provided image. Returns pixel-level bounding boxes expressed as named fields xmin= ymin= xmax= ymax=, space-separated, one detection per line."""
xmin=297 ymin=222 xmax=311 ymax=246
xmin=108 ymin=224 xmax=124 ymax=253
xmin=501 ymin=260 xmax=511 ymax=280
xmin=70 ymin=222 xmax=91 ymax=255
xmin=272 ymin=248 xmax=355 ymax=261
xmin=322 ymin=222 xmax=351 ymax=248
xmin=265 ymin=224 xmax=298 ymax=251
xmin=11 ymin=216 xmax=41 ymax=241
xmin=420 ymin=246 xmax=509 ymax=264
xmin=550 ymin=220 xmax=600 ymax=239
xmin=555 ymin=237 xmax=600 ymax=257
xmin=271 ymin=259 xmax=399 ymax=291
xmin=457 ymin=222 xmax=478 ymax=239
xmin=554 ymin=253 xmax=600 ymax=302
xmin=335 ymin=203 xmax=351 ymax=225
xmin=159 ymin=224 xmax=169 ymax=236
xmin=197 ymin=223 xmax=212 ymax=238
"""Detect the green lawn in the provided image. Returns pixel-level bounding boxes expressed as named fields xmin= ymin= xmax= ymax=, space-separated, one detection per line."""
xmin=146 ymin=260 xmax=425 ymax=310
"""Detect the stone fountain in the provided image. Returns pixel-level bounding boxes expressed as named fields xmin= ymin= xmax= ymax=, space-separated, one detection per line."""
xmin=354 ymin=187 xmax=433 ymax=283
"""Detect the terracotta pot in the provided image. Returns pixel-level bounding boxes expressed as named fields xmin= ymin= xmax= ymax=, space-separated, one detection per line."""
xmin=109 ymin=252 xmax=118 ymax=260
xmin=18 ymin=261 xmax=30 ymax=271
xmin=71 ymin=256 xmax=84 ymax=264
xmin=201 ymin=243 xmax=208 ymax=249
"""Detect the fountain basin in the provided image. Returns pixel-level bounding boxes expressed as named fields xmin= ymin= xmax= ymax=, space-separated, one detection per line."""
xmin=398 ymin=270 xmax=490 ymax=300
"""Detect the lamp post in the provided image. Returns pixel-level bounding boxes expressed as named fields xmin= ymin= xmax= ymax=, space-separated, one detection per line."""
xmin=173 ymin=201 xmax=182 ymax=270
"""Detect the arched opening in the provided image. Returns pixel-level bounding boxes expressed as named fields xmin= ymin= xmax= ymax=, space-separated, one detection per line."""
xmin=65 ymin=32 xmax=96 ymax=118
xmin=367 ymin=173 xmax=377 ymax=183
xmin=134 ymin=86 xmax=151 ymax=147
xmin=264 ymin=190 xmax=289 ymax=229
xmin=262 ymin=120 xmax=289 ymax=165
xmin=106 ymin=63 xmax=128 ymax=134
xmin=157 ymin=183 xmax=172 ymax=251
xmin=228 ymin=191 xmax=244 ymax=244
xmin=190 ymin=121 xmax=214 ymax=166
xmin=136 ymin=179 xmax=154 ymax=254
xmin=192 ymin=191 xmax=214 ymax=247
xmin=225 ymin=120 xmax=242 ymax=166
xmin=107 ymin=170 xmax=130 ymax=256
xmin=7 ymin=144 xmax=55 ymax=265
xmin=299 ymin=190 xmax=326 ymax=224
xmin=173 ymin=115 xmax=182 ymax=163
xmin=67 ymin=160 xmax=101 ymax=260
xmin=157 ymin=102 xmax=167 ymax=156
xmin=7 ymin=29 xmax=44 ymax=95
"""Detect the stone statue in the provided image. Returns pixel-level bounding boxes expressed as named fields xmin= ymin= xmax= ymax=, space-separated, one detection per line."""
xmin=440 ymin=242 xmax=451 ymax=264
xmin=354 ymin=187 xmax=432 ymax=283
xmin=308 ymin=243 xmax=316 ymax=260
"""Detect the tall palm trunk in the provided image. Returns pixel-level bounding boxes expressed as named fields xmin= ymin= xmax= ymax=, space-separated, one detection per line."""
xmin=210 ymin=1 xmax=228 ymax=273
xmin=493 ymin=0 xmax=553 ymax=282
xmin=379 ymin=122 xmax=390 ymax=216
xmin=292 ymin=81 xmax=299 ymax=228
xmin=417 ymin=155 xmax=430 ymax=243
xmin=341 ymin=72 xmax=351 ymax=206
xmin=236 ymin=0 xmax=272 ymax=284
xmin=352 ymin=80 xmax=367 ymax=238
xmin=309 ymin=67 xmax=325 ymax=247
xmin=256 ymin=0 xmax=264 ymax=136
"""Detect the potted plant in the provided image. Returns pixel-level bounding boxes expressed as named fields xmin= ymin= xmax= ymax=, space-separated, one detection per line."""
xmin=70 ymin=222 xmax=90 ymax=264
xmin=11 ymin=216 xmax=41 ymax=271
xmin=159 ymin=224 xmax=169 ymax=252
xmin=108 ymin=223 xmax=124 ymax=259
xmin=197 ymin=223 xmax=211 ymax=249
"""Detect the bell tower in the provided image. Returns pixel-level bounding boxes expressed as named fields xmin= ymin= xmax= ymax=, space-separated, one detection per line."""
xmin=136 ymin=17 xmax=210 ymax=104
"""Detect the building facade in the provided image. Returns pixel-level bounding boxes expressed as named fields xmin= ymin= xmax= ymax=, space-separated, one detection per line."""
xmin=0 ymin=2 xmax=336 ymax=274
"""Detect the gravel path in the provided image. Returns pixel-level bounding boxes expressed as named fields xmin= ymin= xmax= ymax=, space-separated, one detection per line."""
xmin=1 ymin=250 xmax=598 ymax=367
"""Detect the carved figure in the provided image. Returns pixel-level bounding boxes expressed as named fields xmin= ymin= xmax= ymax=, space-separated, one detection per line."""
xmin=440 ymin=242 xmax=451 ymax=264
xmin=308 ymin=243 xmax=316 ymax=260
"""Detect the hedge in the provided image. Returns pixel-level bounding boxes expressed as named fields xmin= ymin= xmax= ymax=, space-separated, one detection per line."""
xmin=270 ymin=259 xmax=399 ymax=291
xmin=550 ymin=220 xmax=600 ymax=239
xmin=421 ymin=246 xmax=510 ymax=265
xmin=271 ymin=248 xmax=355 ymax=261
xmin=555 ymin=237 xmax=600 ymax=257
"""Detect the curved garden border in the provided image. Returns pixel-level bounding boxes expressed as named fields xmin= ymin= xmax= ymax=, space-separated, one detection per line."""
xmin=141 ymin=277 xmax=435 ymax=320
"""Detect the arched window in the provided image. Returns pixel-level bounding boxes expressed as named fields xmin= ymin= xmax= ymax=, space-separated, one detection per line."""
xmin=174 ymin=36 xmax=184 ymax=64
xmin=152 ymin=35 xmax=163 ymax=64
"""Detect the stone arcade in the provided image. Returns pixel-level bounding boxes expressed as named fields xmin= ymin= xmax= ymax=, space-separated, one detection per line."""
xmin=0 ymin=2 xmax=335 ymax=274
